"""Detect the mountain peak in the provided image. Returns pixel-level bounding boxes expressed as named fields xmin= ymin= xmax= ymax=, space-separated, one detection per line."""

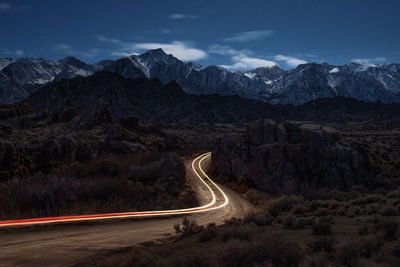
xmin=143 ymin=48 xmax=169 ymax=57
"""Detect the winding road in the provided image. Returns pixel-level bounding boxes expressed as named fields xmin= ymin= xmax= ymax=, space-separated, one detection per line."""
xmin=0 ymin=152 xmax=254 ymax=266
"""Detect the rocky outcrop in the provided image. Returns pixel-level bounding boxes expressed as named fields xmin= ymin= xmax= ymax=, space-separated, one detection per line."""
xmin=211 ymin=119 xmax=372 ymax=194
xmin=51 ymin=100 xmax=81 ymax=123
xmin=159 ymin=153 xmax=186 ymax=193
xmin=0 ymin=141 xmax=30 ymax=181
xmin=0 ymin=103 xmax=33 ymax=120
xmin=70 ymin=99 xmax=115 ymax=130
xmin=39 ymin=136 xmax=78 ymax=167
xmin=7 ymin=109 xmax=51 ymax=129
xmin=0 ymin=121 xmax=13 ymax=138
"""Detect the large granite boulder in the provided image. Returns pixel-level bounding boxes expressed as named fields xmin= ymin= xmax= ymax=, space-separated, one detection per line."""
xmin=211 ymin=119 xmax=371 ymax=194
xmin=39 ymin=136 xmax=78 ymax=166
xmin=70 ymin=99 xmax=115 ymax=130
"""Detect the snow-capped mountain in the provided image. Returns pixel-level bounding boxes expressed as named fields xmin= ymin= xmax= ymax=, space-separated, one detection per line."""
xmin=1 ymin=49 xmax=400 ymax=104
xmin=104 ymin=49 xmax=288 ymax=99
xmin=0 ymin=57 xmax=109 ymax=103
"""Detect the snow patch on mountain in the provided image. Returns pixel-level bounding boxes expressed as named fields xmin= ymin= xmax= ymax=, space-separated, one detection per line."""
xmin=329 ymin=67 xmax=340 ymax=73
xmin=244 ymin=72 xmax=256 ymax=79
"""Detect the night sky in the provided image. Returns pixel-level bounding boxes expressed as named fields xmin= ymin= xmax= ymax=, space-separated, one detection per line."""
xmin=1 ymin=0 xmax=400 ymax=69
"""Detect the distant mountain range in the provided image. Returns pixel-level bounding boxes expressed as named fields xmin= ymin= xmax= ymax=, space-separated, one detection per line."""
xmin=1 ymin=49 xmax=400 ymax=104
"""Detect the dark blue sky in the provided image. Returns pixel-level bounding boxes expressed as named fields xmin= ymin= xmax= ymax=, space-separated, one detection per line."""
xmin=1 ymin=0 xmax=399 ymax=69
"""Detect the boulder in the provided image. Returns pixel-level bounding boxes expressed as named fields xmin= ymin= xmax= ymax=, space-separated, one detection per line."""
xmin=7 ymin=109 xmax=51 ymax=129
xmin=39 ymin=136 xmax=77 ymax=167
xmin=0 ymin=121 xmax=13 ymax=138
xmin=211 ymin=119 xmax=372 ymax=194
xmin=70 ymin=99 xmax=115 ymax=130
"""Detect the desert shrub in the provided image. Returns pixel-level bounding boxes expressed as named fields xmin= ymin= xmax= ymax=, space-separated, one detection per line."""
xmin=244 ymin=211 xmax=273 ymax=226
xmin=174 ymin=217 xmax=203 ymax=238
xmin=305 ymin=255 xmax=335 ymax=267
xmin=267 ymin=195 xmax=302 ymax=217
xmin=291 ymin=204 xmax=307 ymax=215
xmin=198 ymin=224 xmax=217 ymax=242
xmin=366 ymin=204 xmax=378 ymax=215
xmin=312 ymin=219 xmax=332 ymax=235
xmin=335 ymin=240 xmax=361 ymax=267
xmin=178 ymin=256 xmax=209 ymax=267
xmin=336 ymin=207 xmax=347 ymax=216
xmin=372 ymin=214 xmax=383 ymax=226
xmin=351 ymin=194 xmax=381 ymax=205
xmin=291 ymin=217 xmax=313 ymax=230
xmin=282 ymin=215 xmax=296 ymax=229
xmin=221 ymin=224 xmax=252 ymax=242
xmin=392 ymin=242 xmax=400 ymax=258
xmin=217 ymin=240 xmax=252 ymax=267
xmin=359 ymin=237 xmax=384 ymax=258
xmin=124 ymin=252 xmax=166 ymax=267
xmin=219 ymin=233 xmax=303 ymax=267
xmin=380 ymin=220 xmax=399 ymax=240
xmin=358 ymin=225 xmax=369 ymax=236
xmin=387 ymin=189 xmax=400 ymax=198
xmin=308 ymin=236 xmax=335 ymax=253
xmin=316 ymin=208 xmax=330 ymax=217
xmin=255 ymin=233 xmax=303 ymax=267
xmin=381 ymin=207 xmax=398 ymax=216
xmin=327 ymin=199 xmax=339 ymax=209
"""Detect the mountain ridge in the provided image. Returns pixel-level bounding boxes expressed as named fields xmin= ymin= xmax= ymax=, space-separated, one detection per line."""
xmin=1 ymin=49 xmax=400 ymax=104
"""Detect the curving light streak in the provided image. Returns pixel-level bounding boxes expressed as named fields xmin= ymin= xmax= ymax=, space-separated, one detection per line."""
xmin=0 ymin=152 xmax=229 ymax=227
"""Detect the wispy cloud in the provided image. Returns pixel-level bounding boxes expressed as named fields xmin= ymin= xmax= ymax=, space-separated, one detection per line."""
xmin=128 ymin=41 xmax=207 ymax=61
xmin=54 ymin=43 xmax=100 ymax=58
xmin=96 ymin=35 xmax=122 ymax=44
xmin=221 ymin=54 xmax=278 ymax=69
xmin=96 ymin=34 xmax=207 ymax=61
xmin=351 ymin=57 xmax=387 ymax=65
xmin=160 ymin=28 xmax=173 ymax=34
xmin=2 ymin=49 xmax=24 ymax=56
xmin=0 ymin=2 xmax=30 ymax=13
xmin=169 ymin=13 xmax=198 ymax=19
xmin=0 ymin=2 xmax=11 ymax=12
xmin=54 ymin=43 xmax=72 ymax=50
xmin=208 ymin=45 xmax=253 ymax=56
xmin=274 ymin=55 xmax=307 ymax=68
xmin=224 ymin=30 xmax=274 ymax=42
xmin=209 ymin=45 xmax=277 ymax=69
xmin=15 ymin=49 xmax=24 ymax=56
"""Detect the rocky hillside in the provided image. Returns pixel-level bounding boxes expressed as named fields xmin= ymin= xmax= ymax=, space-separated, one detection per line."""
xmin=25 ymin=72 xmax=400 ymax=124
xmin=210 ymin=119 xmax=373 ymax=195
xmin=0 ymin=97 xmax=193 ymax=219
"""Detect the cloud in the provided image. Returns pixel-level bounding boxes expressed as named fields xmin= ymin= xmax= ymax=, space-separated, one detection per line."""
xmin=208 ymin=44 xmax=253 ymax=56
xmin=224 ymin=30 xmax=274 ymax=42
xmin=351 ymin=57 xmax=387 ymax=65
xmin=70 ymin=48 xmax=101 ymax=58
xmin=2 ymin=49 xmax=24 ymax=56
xmin=96 ymin=35 xmax=122 ymax=44
xmin=111 ymin=51 xmax=139 ymax=57
xmin=169 ymin=13 xmax=198 ymax=19
xmin=0 ymin=2 xmax=11 ymax=12
xmin=54 ymin=43 xmax=71 ymax=50
xmin=54 ymin=43 xmax=101 ymax=58
xmin=221 ymin=54 xmax=278 ymax=70
xmin=160 ymin=28 xmax=173 ymax=34
xmin=15 ymin=49 xmax=24 ymax=56
xmin=274 ymin=55 xmax=307 ymax=68
xmin=209 ymin=44 xmax=277 ymax=70
xmin=129 ymin=41 xmax=207 ymax=61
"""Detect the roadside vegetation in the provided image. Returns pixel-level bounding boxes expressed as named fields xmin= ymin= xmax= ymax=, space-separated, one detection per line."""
xmin=0 ymin=153 xmax=197 ymax=220
xmin=90 ymin=186 xmax=400 ymax=267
